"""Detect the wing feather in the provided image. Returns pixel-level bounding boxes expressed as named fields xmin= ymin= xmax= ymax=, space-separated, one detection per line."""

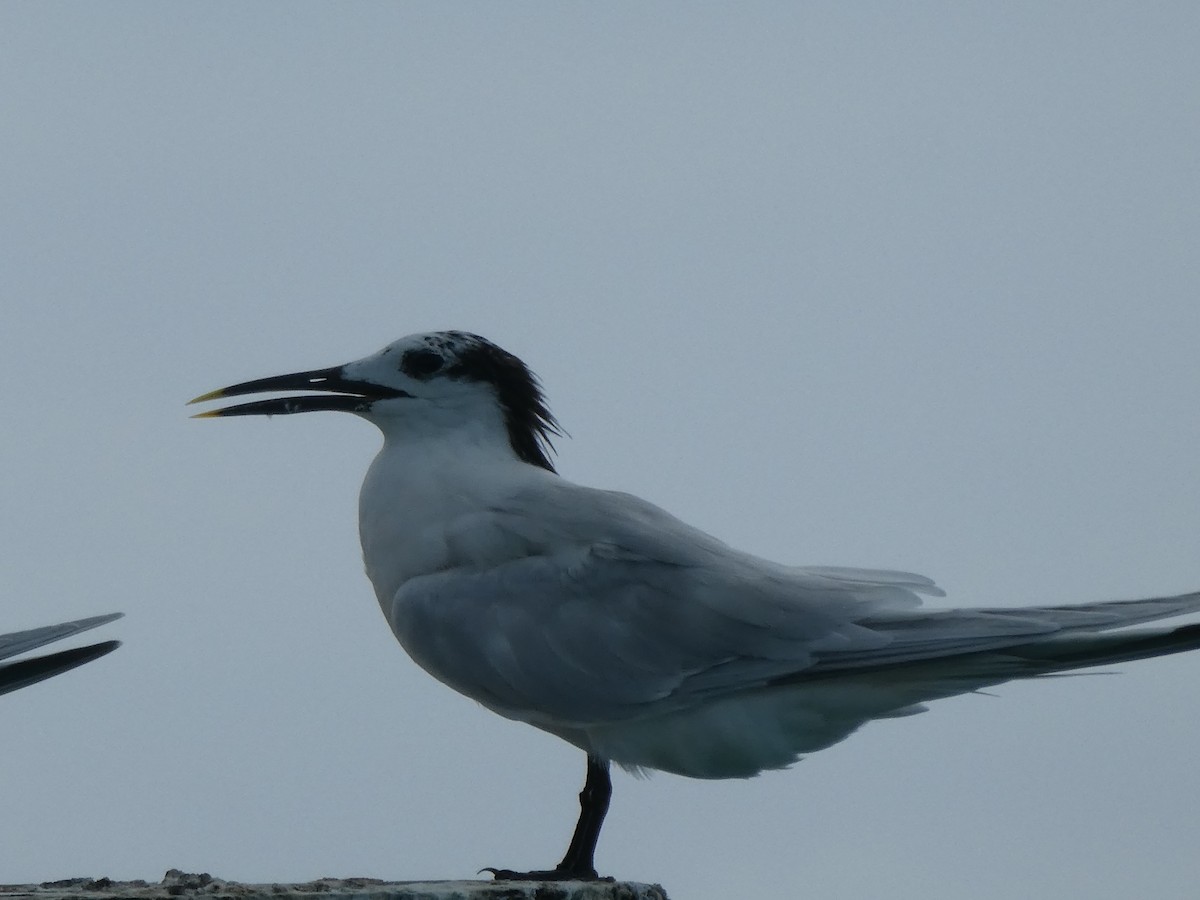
xmin=387 ymin=479 xmax=1200 ymax=744
xmin=0 ymin=613 xmax=124 ymax=662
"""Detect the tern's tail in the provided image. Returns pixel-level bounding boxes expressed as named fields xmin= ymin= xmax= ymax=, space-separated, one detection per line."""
xmin=982 ymin=619 xmax=1200 ymax=675
xmin=600 ymin=592 xmax=1200 ymax=780
xmin=807 ymin=590 xmax=1200 ymax=677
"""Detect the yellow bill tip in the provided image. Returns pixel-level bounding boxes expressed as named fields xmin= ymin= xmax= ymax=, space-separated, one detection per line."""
xmin=188 ymin=388 xmax=227 ymax=405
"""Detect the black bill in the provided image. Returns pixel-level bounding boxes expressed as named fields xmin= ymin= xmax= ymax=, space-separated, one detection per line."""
xmin=189 ymin=366 xmax=411 ymax=417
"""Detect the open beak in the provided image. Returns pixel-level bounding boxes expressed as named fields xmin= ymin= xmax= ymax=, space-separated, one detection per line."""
xmin=189 ymin=366 xmax=411 ymax=418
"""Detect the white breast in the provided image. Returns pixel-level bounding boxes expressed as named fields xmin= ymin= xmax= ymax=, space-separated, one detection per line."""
xmin=356 ymin=436 xmax=552 ymax=613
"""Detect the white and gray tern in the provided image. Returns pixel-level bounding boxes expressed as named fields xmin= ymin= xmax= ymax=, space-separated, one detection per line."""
xmin=193 ymin=330 xmax=1200 ymax=880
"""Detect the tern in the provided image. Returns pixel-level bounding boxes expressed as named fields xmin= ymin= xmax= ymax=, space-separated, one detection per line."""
xmin=193 ymin=331 xmax=1200 ymax=881
xmin=1 ymin=613 xmax=122 ymax=696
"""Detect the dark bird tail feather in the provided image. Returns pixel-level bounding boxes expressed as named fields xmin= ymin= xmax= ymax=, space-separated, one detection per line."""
xmin=993 ymin=620 xmax=1200 ymax=674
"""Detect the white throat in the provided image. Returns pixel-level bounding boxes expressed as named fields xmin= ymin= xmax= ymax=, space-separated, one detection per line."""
xmin=356 ymin=423 xmax=552 ymax=614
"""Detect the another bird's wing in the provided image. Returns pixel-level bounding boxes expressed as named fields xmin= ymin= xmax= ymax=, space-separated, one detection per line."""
xmin=0 ymin=613 xmax=123 ymax=663
xmin=0 ymin=613 xmax=123 ymax=696
xmin=0 ymin=641 xmax=122 ymax=697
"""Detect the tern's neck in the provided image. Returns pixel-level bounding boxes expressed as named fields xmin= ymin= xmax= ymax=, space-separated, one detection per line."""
xmin=357 ymin=429 xmax=553 ymax=607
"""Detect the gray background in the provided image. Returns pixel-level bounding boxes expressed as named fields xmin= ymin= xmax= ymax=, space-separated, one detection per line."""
xmin=3 ymin=4 xmax=1199 ymax=898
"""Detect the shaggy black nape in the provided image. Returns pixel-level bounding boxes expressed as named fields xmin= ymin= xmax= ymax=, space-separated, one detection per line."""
xmin=432 ymin=331 xmax=562 ymax=472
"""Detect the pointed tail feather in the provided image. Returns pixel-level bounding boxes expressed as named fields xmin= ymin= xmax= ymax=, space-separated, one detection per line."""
xmin=812 ymin=590 xmax=1200 ymax=673
xmin=782 ymin=606 xmax=1200 ymax=700
xmin=599 ymin=615 xmax=1200 ymax=780
xmin=627 ymin=601 xmax=1200 ymax=780
xmin=1001 ymin=621 xmax=1200 ymax=673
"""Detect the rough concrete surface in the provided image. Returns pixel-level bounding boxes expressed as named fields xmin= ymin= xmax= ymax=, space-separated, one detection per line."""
xmin=0 ymin=871 xmax=669 ymax=900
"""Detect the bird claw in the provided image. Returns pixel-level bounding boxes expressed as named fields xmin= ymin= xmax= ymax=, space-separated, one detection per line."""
xmin=480 ymin=866 xmax=612 ymax=882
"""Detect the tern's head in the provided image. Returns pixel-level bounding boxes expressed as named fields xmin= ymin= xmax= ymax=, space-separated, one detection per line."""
xmin=191 ymin=331 xmax=561 ymax=471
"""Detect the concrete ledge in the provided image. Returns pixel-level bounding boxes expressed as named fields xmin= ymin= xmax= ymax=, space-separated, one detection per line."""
xmin=0 ymin=871 xmax=669 ymax=900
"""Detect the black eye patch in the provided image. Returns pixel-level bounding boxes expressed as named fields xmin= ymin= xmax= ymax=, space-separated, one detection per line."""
xmin=401 ymin=349 xmax=445 ymax=378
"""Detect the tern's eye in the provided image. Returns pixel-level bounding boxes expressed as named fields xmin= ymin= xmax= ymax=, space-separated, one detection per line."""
xmin=401 ymin=349 xmax=444 ymax=378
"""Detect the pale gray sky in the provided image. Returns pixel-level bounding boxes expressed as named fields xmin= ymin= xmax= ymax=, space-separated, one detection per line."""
xmin=3 ymin=4 xmax=1199 ymax=898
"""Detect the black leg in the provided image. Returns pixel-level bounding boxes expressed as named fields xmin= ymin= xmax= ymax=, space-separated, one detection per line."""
xmin=555 ymin=755 xmax=611 ymax=877
xmin=485 ymin=755 xmax=613 ymax=882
